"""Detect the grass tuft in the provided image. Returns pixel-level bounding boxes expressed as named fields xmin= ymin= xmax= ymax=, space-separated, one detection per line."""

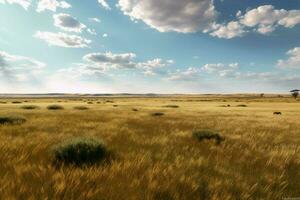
xmin=52 ymin=137 xmax=110 ymax=167
xmin=21 ymin=105 xmax=40 ymax=110
xmin=74 ymin=106 xmax=89 ymax=110
xmin=11 ymin=101 xmax=22 ymax=104
xmin=0 ymin=116 xmax=26 ymax=125
xmin=192 ymin=130 xmax=224 ymax=145
xmin=47 ymin=105 xmax=64 ymax=110
xmin=152 ymin=112 xmax=164 ymax=116
xmin=163 ymin=105 xmax=179 ymax=108
xmin=237 ymin=104 xmax=247 ymax=107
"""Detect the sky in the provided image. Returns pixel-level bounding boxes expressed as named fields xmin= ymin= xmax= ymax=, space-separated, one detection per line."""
xmin=0 ymin=0 xmax=300 ymax=94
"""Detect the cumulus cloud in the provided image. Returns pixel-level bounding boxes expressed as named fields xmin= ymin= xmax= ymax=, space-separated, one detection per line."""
xmin=137 ymin=59 xmax=174 ymax=69
xmin=239 ymin=5 xmax=300 ymax=35
xmin=98 ymin=0 xmax=110 ymax=10
xmin=53 ymin=13 xmax=86 ymax=32
xmin=0 ymin=51 xmax=45 ymax=81
xmin=36 ymin=0 xmax=71 ymax=12
xmin=209 ymin=21 xmax=245 ymax=39
xmin=0 ymin=0 xmax=31 ymax=10
xmin=83 ymin=52 xmax=137 ymax=69
xmin=117 ymin=0 xmax=217 ymax=33
xmin=34 ymin=31 xmax=91 ymax=48
xmin=207 ymin=5 xmax=300 ymax=39
xmin=202 ymin=63 xmax=239 ymax=77
xmin=63 ymin=52 xmax=173 ymax=77
xmin=167 ymin=67 xmax=200 ymax=81
xmin=83 ymin=52 xmax=174 ymax=72
xmin=277 ymin=47 xmax=300 ymax=69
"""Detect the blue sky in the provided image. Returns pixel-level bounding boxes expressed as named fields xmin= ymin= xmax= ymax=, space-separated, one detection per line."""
xmin=0 ymin=0 xmax=300 ymax=93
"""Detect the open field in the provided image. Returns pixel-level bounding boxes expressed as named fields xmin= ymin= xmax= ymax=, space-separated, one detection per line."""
xmin=0 ymin=95 xmax=300 ymax=199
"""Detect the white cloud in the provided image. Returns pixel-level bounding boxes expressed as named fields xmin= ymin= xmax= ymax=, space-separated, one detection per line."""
xmin=102 ymin=33 xmax=108 ymax=38
xmin=89 ymin=17 xmax=101 ymax=23
xmin=137 ymin=58 xmax=174 ymax=69
xmin=53 ymin=13 xmax=86 ymax=33
xmin=277 ymin=47 xmax=300 ymax=69
xmin=36 ymin=0 xmax=71 ymax=12
xmin=83 ymin=52 xmax=173 ymax=72
xmin=278 ymin=10 xmax=300 ymax=28
xmin=56 ymin=63 xmax=107 ymax=79
xmin=0 ymin=0 xmax=31 ymax=10
xmin=98 ymin=0 xmax=110 ymax=10
xmin=167 ymin=67 xmax=200 ymax=81
xmin=210 ymin=21 xmax=245 ymax=39
xmin=117 ymin=0 xmax=216 ymax=33
xmin=239 ymin=5 xmax=300 ymax=35
xmin=208 ymin=5 xmax=300 ymax=39
xmin=137 ymin=59 xmax=174 ymax=76
xmin=34 ymin=31 xmax=91 ymax=48
xmin=202 ymin=63 xmax=239 ymax=77
xmin=87 ymin=28 xmax=97 ymax=35
xmin=83 ymin=52 xmax=137 ymax=69
xmin=0 ymin=51 xmax=45 ymax=81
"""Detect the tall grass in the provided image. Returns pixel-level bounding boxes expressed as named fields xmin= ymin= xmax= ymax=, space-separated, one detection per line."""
xmin=0 ymin=96 xmax=299 ymax=199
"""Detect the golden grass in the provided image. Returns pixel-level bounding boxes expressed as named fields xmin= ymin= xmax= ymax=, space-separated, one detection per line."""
xmin=0 ymin=96 xmax=299 ymax=199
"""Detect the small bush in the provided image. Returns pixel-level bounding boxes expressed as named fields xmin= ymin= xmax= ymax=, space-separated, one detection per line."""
xmin=12 ymin=101 xmax=22 ymax=104
xmin=52 ymin=137 xmax=109 ymax=166
xmin=132 ymin=108 xmax=138 ymax=111
xmin=113 ymin=105 xmax=118 ymax=107
xmin=152 ymin=112 xmax=164 ymax=116
xmin=21 ymin=105 xmax=39 ymax=110
xmin=47 ymin=105 xmax=64 ymax=110
xmin=74 ymin=106 xmax=89 ymax=110
xmin=87 ymin=102 xmax=93 ymax=104
xmin=237 ymin=104 xmax=247 ymax=107
xmin=0 ymin=101 xmax=7 ymax=104
xmin=0 ymin=116 xmax=26 ymax=125
xmin=193 ymin=130 xmax=224 ymax=145
xmin=163 ymin=105 xmax=179 ymax=108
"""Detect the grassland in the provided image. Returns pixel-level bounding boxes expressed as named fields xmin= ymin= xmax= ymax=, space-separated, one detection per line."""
xmin=0 ymin=95 xmax=299 ymax=199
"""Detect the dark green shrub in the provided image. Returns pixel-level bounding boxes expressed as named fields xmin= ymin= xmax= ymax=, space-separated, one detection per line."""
xmin=21 ymin=105 xmax=40 ymax=110
xmin=163 ymin=105 xmax=179 ymax=108
xmin=237 ymin=104 xmax=247 ymax=107
xmin=12 ymin=101 xmax=22 ymax=104
xmin=0 ymin=116 xmax=26 ymax=125
xmin=47 ymin=105 xmax=64 ymax=110
xmin=152 ymin=112 xmax=164 ymax=116
xmin=74 ymin=106 xmax=89 ymax=110
xmin=193 ymin=130 xmax=224 ymax=145
xmin=52 ymin=137 xmax=109 ymax=166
